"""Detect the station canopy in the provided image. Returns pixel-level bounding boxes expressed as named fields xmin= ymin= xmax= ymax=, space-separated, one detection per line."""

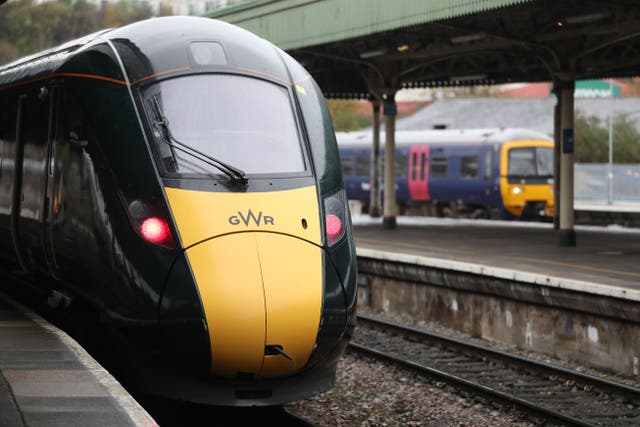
xmin=208 ymin=0 xmax=640 ymax=99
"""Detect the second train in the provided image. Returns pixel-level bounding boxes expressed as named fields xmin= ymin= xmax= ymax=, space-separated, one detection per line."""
xmin=337 ymin=128 xmax=555 ymax=220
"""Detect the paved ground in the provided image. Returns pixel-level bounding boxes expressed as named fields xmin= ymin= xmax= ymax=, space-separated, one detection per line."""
xmin=352 ymin=215 xmax=640 ymax=295
xmin=0 ymin=291 xmax=157 ymax=427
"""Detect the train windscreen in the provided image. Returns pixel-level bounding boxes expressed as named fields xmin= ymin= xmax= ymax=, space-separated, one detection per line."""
xmin=142 ymin=74 xmax=305 ymax=177
xmin=507 ymin=146 xmax=553 ymax=177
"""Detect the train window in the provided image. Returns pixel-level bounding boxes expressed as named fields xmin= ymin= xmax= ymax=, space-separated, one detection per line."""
xmin=460 ymin=156 xmax=478 ymax=179
xmin=341 ymin=156 xmax=353 ymax=176
xmin=411 ymin=153 xmax=418 ymax=180
xmin=484 ymin=150 xmax=492 ymax=181
xmin=355 ymin=155 xmax=369 ymax=176
xmin=420 ymin=153 xmax=427 ymax=180
xmin=430 ymin=156 xmax=448 ymax=178
xmin=508 ymin=148 xmax=535 ymax=176
xmin=536 ymin=147 xmax=553 ymax=176
xmin=508 ymin=147 xmax=553 ymax=177
xmin=0 ymin=96 xmax=17 ymax=215
xmin=395 ymin=153 xmax=408 ymax=179
xmin=143 ymin=74 xmax=305 ymax=176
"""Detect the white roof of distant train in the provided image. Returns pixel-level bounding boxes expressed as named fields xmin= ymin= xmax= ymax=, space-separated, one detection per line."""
xmin=335 ymin=128 xmax=553 ymax=146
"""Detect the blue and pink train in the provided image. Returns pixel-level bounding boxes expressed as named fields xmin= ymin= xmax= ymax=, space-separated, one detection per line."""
xmin=337 ymin=128 xmax=555 ymax=220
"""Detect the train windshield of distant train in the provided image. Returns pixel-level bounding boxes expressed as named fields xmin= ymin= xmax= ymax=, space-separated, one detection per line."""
xmin=143 ymin=74 xmax=305 ymax=177
xmin=507 ymin=146 xmax=553 ymax=177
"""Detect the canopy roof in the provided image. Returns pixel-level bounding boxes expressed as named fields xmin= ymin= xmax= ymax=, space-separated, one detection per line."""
xmin=209 ymin=0 xmax=640 ymax=98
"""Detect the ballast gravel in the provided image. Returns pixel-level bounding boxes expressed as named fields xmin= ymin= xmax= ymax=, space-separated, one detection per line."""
xmin=286 ymin=351 xmax=536 ymax=426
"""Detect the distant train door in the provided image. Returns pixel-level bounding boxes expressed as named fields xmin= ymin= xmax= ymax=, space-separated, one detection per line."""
xmin=408 ymin=144 xmax=430 ymax=201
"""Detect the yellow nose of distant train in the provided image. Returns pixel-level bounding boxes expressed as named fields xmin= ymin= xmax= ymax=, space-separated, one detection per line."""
xmin=165 ymin=185 xmax=323 ymax=378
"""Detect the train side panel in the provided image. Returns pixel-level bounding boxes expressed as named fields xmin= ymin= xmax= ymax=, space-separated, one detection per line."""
xmin=427 ymin=143 xmax=494 ymax=215
xmin=338 ymin=130 xmax=554 ymax=220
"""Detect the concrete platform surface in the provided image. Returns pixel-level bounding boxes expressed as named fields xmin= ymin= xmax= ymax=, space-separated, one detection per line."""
xmin=0 ymin=291 xmax=157 ymax=427
xmin=353 ymin=216 xmax=640 ymax=301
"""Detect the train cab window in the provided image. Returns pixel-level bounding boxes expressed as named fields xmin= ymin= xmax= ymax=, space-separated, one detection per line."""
xmin=536 ymin=147 xmax=553 ymax=176
xmin=460 ymin=155 xmax=478 ymax=179
xmin=355 ymin=154 xmax=369 ymax=176
xmin=420 ymin=153 xmax=427 ymax=180
xmin=142 ymin=74 xmax=305 ymax=177
xmin=508 ymin=147 xmax=553 ymax=177
xmin=430 ymin=156 xmax=448 ymax=178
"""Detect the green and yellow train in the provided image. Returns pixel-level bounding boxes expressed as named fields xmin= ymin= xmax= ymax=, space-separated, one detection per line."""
xmin=0 ymin=16 xmax=357 ymax=406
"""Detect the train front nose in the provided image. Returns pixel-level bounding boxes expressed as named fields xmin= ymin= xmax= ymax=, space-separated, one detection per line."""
xmin=164 ymin=185 xmax=325 ymax=379
xmin=187 ymin=232 xmax=322 ymax=377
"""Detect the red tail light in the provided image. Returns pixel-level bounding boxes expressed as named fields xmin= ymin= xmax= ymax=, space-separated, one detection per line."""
xmin=140 ymin=217 xmax=171 ymax=244
xmin=125 ymin=198 xmax=176 ymax=249
xmin=325 ymin=214 xmax=342 ymax=240
xmin=323 ymin=190 xmax=348 ymax=247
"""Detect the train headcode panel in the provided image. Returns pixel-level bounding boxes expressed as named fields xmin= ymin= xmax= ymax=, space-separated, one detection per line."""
xmin=0 ymin=16 xmax=357 ymax=406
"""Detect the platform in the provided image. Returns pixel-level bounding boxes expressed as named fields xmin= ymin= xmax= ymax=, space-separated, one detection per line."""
xmin=353 ymin=216 xmax=640 ymax=300
xmin=0 ymin=291 xmax=157 ymax=427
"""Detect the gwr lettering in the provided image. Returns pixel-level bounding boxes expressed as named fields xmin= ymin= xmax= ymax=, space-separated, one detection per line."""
xmin=228 ymin=209 xmax=275 ymax=226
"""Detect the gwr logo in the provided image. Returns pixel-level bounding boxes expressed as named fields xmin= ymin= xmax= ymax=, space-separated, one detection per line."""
xmin=228 ymin=209 xmax=275 ymax=226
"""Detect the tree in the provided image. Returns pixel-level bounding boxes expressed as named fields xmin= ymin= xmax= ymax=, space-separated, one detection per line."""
xmin=0 ymin=0 xmax=155 ymax=65
xmin=327 ymin=100 xmax=371 ymax=131
xmin=574 ymin=109 xmax=640 ymax=163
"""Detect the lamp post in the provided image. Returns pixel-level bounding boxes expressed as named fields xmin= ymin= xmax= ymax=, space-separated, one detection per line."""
xmin=607 ymin=79 xmax=614 ymax=205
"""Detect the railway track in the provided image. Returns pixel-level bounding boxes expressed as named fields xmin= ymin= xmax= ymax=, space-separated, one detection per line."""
xmin=352 ymin=315 xmax=640 ymax=427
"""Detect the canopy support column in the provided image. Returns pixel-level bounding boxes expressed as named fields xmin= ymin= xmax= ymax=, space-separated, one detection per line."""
xmin=552 ymin=79 xmax=561 ymax=230
xmin=382 ymin=92 xmax=397 ymax=229
xmin=370 ymin=100 xmax=382 ymax=217
xmin=557 ymin=78 xmax=576 ymax=246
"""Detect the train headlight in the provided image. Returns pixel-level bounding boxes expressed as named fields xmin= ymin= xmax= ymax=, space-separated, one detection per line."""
xmin=324 ymin=189 xmax=347 ymax=247
xmin=512 ymin=186 xmax=523 ymax=195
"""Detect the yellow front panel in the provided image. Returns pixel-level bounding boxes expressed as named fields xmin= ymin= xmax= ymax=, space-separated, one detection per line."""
xmin=257 ymin=234 xmax=322 ymax=377
xmin=500 ymin=140 xmax=555 ymax=217
xmin=165 ymin=185 xmax=321 ymax=248
xmin=186 ymin=234 xmax=266 ymax=376
xmin=167 ymin=185 xmax=324 ymax=378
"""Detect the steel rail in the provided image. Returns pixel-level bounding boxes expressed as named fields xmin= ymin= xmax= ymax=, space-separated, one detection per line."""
xmin=348 ymin=342 xmax=595 ymax=427
xmin=352 ymin=314 xmax=640 ymax=426
xmin=357 ymin=314 xmax=640 ymax=398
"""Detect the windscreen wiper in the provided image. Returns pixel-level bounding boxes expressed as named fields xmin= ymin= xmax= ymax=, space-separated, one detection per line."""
xmin=151 ymin=96 xmax=248 ymax=185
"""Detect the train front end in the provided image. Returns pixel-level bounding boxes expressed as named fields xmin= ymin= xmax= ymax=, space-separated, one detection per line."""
xmin=119 ymin=17 xmax=356 ymax=405
xmin=500 ymin=140 xmax=555 ymax=219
